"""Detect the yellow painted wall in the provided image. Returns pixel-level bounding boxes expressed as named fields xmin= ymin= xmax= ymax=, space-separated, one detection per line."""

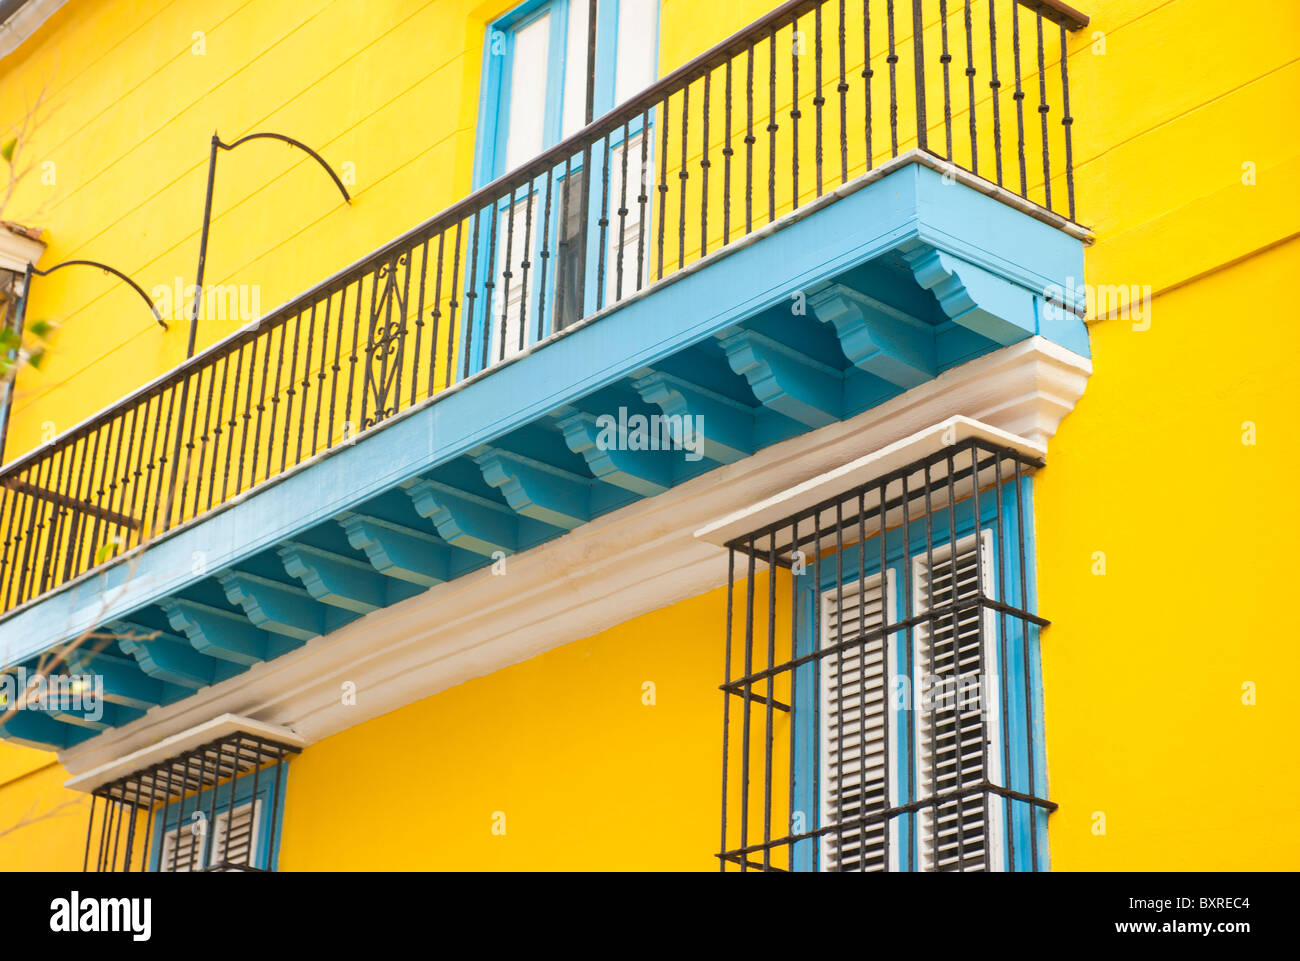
xmin=279 ymin=0 xmax=1300 ymax=873
xmin=0 ymin=746 xmax=87 ymax=870
xmin=1 ymin=0 xmax=1297 ymax=872
xmin=1038 ymin=239 xmax=1300 ymax=870
xmin=279 ymin=582 xmax=737 ymax=871
xmin=1032 ymin=0 xmax=1300 ymax=869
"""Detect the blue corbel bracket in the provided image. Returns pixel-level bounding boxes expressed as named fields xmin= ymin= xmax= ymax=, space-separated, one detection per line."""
xmin=46 ymin=704 xmax=142 ymax=733
xmin=719 ymin=328 xmax=842 ymax=428
xmin=157 ymin=597 xmax=281 ymax=667
xmin=470 ymin=446 xmax=591 ymax=531
xmin=901 ymin=245 xmax=1036 ymax=347
xmin=555 ymin=408 xmax=672 ymax=497
xmin=630 ymin=369 xmax=756 ymax=465
xmin=215 ymin=570 xmax=326 ymax=642
xmin=9 ymin=659 xmax=143 ymax=732
xmin=337 ymin=511 xmax=452 ymax=587
xmin=62 ymin=648 xmax=169 ymax=713
xmin=278 ymin=541 xmax=402 ymax=615
xmin=807 ymin=283 xmax=937 ymax=389
xmin=110 ymin=618 xmax=221 ymax=690
xmin=403 ymin=479 xmax=518 ymax=557
xmin=0 ymin=706 xmax=93 ymax=750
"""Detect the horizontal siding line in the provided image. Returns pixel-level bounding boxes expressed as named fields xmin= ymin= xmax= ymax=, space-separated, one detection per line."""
xmin=36 ymin=0 xmax=453 ymax=265
xmin=33 ymin=0 xmax=441 ymax=224
xmin=8 ymin=118 xmax=471 ymax=420
xmin=0 ymin=0 xmax=177 ymax=114
xmin=6 ymin=0 xmax=263 ymax=184
xmin=1087 ymin=229 xmax=1300 ymax=324
xmin=33 ymin=0 xmax=333 ymax=220
xmin=1073 ymin=54 xmax=1300 ymax=171
xmin=13 ymin=45 xmax=469 ymax=386
xmin=0 ymin=757 xmax=60 ymax=791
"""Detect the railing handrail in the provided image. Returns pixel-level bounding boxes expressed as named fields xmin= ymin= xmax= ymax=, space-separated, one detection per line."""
xmin=1 ymin=0 xmax=1088 ymax=616
xmin=1018 ymin=0 xmax=1088 ymax=30
xmin=0 ymin=0 xmax=1087 ymax=479
xmin=0 ymin=0 xmax=808 ymax=477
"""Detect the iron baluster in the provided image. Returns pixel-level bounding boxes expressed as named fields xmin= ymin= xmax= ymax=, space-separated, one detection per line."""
xmin=1012 ymin=2 xmax=1029 ymax=198
xmin=1037 ymin=11 xmax=1052 ymax=210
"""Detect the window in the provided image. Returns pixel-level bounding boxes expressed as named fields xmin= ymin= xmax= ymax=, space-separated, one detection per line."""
xmin=715 ymin=432 xmax=1053 ymax=871
xmin=158 ymin=797 xmax=263 ymax=872
xmin=910 ymin=529 xmax=1006 ymax=872
xmin=0 ymin=259 xmax=31 ymax=459
xmin=152 ymin=772 xmax=282 ymax=872
xmin=469 ymin=0 xmax=659 ymax=369
xmin=475 ymin=0 xmax=659 ymax=185
xmin=818 ymin=570 xmax=894 ymax=872
xmin=82 ymin=730 xmax=297 ymax=872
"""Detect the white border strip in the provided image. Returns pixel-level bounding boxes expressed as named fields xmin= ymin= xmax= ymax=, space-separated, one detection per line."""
xmin=0 ymin=0 xmax=67 ymax=61
xmin=694 ymin=415 xmax=1044 ymax=547
xmin=64 ymin=713 xmax=304 ymax=794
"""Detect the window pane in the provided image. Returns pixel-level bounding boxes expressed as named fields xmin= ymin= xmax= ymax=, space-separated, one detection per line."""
xmin=561 ymin=0 xmax=590 ymax=138
xmin=505 ymin=13 xmax=552 ymax=171
xmin=614 ymin=0 xmax=656 ymax=105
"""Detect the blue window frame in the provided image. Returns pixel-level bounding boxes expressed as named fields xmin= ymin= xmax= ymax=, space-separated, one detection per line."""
xmin=786 ymin=473 xmax=1049 ymax=872
xmin=475 ymin=0 xmax=571 ymax=188
xmin=473 ymin=0 xmax=660 ymax=188
xmin=460 ymin=1 xmax=660 ymax=374
xmin=149 ymin=763 xmax=289 ymax=872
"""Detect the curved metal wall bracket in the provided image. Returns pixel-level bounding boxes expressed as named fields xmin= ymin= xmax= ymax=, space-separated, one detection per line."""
xmin=188 ymin=130 xmax=353 ymax=358
xmin=216 ymin=132 xmax=352 ymax=204
xmin=27 ymin=260 xmax=168 ymax=329
xmin=0 ymin=259 xmax=166 ymax=462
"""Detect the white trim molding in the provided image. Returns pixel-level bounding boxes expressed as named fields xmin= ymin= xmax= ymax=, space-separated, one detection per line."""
xmin=694 ymin=415 xmax=1045 ymax=548
xmin=59 ymin=335 xmax=1090 ymax=780
xmin=0 ymin=0 xmax=67 ymax=61
xmin=0 ymin=221 xmax=45 ymax=274
xmin=65 ymin=714 xmax=305 ymax=795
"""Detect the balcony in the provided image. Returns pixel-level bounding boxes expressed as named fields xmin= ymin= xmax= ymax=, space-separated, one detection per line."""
xmin=0 ymin=0 xmax=1090 ymax=752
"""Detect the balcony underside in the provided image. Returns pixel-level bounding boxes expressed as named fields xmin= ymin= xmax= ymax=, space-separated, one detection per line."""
xmin=0 ymin=156 xmax=1086 ymax=752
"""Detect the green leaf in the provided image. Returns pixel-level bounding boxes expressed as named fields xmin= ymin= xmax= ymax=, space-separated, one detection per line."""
xmin=0 ymin=138 xmax=15 ymax=163
xmin=27 ymin=319 xmax=54 ymax=339
xmin=94 ymin=542 xmax=117 ymax=565
xmin=27 ymin=346 xmax=46 ymax=369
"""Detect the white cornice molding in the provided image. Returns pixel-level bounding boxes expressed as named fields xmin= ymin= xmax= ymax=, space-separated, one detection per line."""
xmin=694 ymin=416 xmax=1046 ymax=548
xmin=0 ymin=222 xmax=44 ymax=274
xmin=64 ymin=714 xmax=304 ymax=795
xmin=59 ymin=335 xmax=1091 ymax=779
xmin=0 ymin=0 xmax=67 ymax=61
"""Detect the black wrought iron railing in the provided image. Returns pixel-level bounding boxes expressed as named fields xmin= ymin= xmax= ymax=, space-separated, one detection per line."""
xmin=716 ymin=437 xmax=1053 ymax=871
xmin=0 ymin=0 xmax=1087 ymax=613
xmin=83 ymin=731 xmax=299 ymax=872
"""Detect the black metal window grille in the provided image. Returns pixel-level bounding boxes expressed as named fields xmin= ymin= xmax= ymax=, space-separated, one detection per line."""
xmin=82 ymin=731 xmax=298 ymax=872
xmin=0 ymin=0 xmax=1087 ymax=615
xmin=717 ymin=437 xmax=1055 ymax=871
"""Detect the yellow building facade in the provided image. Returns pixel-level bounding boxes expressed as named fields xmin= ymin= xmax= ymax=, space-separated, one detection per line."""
xmin=0 ymin=0 xmax=1295 ymax=872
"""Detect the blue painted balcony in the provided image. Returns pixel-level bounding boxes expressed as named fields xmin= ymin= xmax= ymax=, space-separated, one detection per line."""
xmin=0 ymin=0 xmax=1090 ymax=751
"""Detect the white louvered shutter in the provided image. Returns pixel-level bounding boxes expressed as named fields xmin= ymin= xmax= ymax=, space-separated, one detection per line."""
xmin=158 ymin=817 xmax=205 ymax=872
xmin=912 ymin=530 xmax=1005 ymax=872
xmin=819 ymin=570 xmax=895 ymax=872
xmin=209 ymin=799 xmax=261 ymax=870
xmin=158 ymin=799 xmax=261 ymax=872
